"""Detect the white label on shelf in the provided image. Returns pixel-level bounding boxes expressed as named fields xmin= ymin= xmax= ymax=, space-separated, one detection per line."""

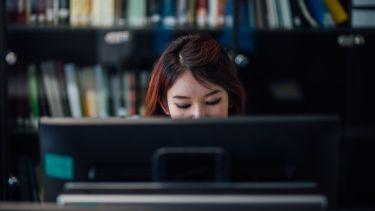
xmin=104 ymin=31 xmax=130 ymax=45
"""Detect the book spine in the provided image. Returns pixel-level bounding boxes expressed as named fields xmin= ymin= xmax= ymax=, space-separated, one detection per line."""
xmin=254 ymin=0 xmax=264 ymax=29
xmin=41 ymin=61 xmax=64 ymax=117
xmin=102 ymin=0 xmax=115 ymax=27
xmin=45 ymin=0 xmax=54 ymax=24
xmin=265 ymin=0 xmax=277 ymax=28
xmin=27 ymin=64 xmax=40 ymax=128
xmin=324 ymin=0 xmax=348 ymax=25
xmin=69 ymin=0 xmax=78 ymax=26
xmin=58 ymin=0 xmax=69 ymax=25
xmin=163 ymin=0 xmax=177 ymax=28
xmin=16 ymin=0 xmax=27 ymax=24
xmin=109 ymin=73 xmax=123 ymax=116
xmin=208 ymin=0 xmax=218 ymax=28
xmin=197 ymin=0 xmax=208 ymax=28
xmin=128 ymin=0 xmax=146 ymax=27
xmin=279 ymin=0 xmax=293 ymax=29
xmin=177 ymin=0 xmax=188 ymax=27
xmin=95 ymin=65 xmax=109 ymax=118
xmin=149 ymin=0 xmax=161 ymax=25
xmin=297 ymin=0 xmax=319 ymax=28
xmin=351 ymin=9 xmax=375 ymax=27
xmin=138 ymin=71 xmax=150 ymax=116
xmin=217 ymin=0 xmax=226 ymax=27
xmin=55 ymin=61 xmax=71 ymax=117
xmin=64 ymin=63 xmax=82 ymax=117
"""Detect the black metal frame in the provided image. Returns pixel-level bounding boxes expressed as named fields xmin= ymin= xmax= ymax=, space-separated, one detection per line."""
xmin=0 ymin=0 xmax=8 ymax=201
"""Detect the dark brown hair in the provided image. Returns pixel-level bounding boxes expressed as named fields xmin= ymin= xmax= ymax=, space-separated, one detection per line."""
xmin=145 ymin=33 xmax=246 ymax=116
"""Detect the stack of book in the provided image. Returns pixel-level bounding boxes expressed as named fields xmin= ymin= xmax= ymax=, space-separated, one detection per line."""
xmin=8 ymin=61 xmax=150 ymax=128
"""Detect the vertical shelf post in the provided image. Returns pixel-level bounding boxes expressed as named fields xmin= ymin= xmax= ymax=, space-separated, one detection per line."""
xmin=0 ymin=0 xmax=8 ymax=201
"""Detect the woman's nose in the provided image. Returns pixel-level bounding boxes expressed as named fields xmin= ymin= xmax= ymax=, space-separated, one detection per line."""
xmin=191 ymin=105 xmax=208 ymax=119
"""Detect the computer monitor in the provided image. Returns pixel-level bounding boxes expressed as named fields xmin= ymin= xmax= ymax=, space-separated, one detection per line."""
xmin=0 ymin=195 xmax=327 ymax=211
xmin=39 ymin=116 xmax=340 ymax=204
xmin=57 ymin=194 xmax=327 ymax=211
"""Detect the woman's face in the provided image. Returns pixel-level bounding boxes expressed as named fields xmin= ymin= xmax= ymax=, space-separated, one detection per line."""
xmin=164 ymin=70 xmax=229 ymax=119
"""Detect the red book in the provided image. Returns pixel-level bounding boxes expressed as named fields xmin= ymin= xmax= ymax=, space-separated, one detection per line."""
xmin=16 ymin=0 xmax=27 ymax=24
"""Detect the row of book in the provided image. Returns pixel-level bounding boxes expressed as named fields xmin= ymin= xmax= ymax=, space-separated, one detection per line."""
xmin=7 ymin=0 xmax=233 ymax=28
xmin=7 ymin=0 xmax=349 ymax=29
xmin=9 ymin=61 xmax=150 ymax=129
xmin=247 ymin=0 xmax=348 ymax=29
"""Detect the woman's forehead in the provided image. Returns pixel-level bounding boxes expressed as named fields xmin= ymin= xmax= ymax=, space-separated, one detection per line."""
xmin=168 ymin=70 xmax=225 ymax=97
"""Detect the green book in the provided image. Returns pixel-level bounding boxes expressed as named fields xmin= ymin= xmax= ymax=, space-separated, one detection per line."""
xmin=28 ymin=64 xmax=40 ymax=128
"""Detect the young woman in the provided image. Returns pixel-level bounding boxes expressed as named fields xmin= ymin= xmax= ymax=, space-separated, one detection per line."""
xmin=145 ymin=34 xmax=246 ymax=118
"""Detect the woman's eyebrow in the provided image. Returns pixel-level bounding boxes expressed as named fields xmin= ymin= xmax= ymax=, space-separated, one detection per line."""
xmin=205 ymin=89 xmax=221 ymax=97
xmin=172 ymin=95 xmax=190 ymax=99
xmin=172 ymin=90 xmax=221 ymax=99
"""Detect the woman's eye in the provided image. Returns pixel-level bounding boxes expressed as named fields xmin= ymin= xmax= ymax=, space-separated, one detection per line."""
xmin=175 ymin=104 xmax=191 ymax=109
xmin=206 ymin=98 xmax=221 ymax=106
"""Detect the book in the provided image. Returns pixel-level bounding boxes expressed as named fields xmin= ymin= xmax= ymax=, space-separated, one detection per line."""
xmin=26 ymin=0 xmax=38 ymax=24
xmin=208 ymin=0 xmax=218 ymax=28
xmin=127 ymin=0 xmax=146 ymax=27
xmin=80 ymin=66 xmax=99 ymax=117
xmin=36 ymin=63 xmax=50 ymax=117
xmin=254 ymin=0 xmax=265 ymax=29
xmin=102 ymin=0 xmax=115 ymax=27
xmin=225 ymin=0 xmax=233 ymax=27
xmin=91 ymin=0 xmax=115 ymax=26
xmin=27 ymin=64 xmax=40 ymax=128
xmin=306 ymin=0 xmax=334 ymax=28
xmin=95 ymin=65 xmax=110 ymax=118
xmin=109 ymin=72 xmax=124 ymax=116
xmin=52 ymin=0 xmax=60 ymax=25
xmin=163 ymin=0 xmax=177 ymax=28
xmin=279 ymin=0 xmax=293 ymax=29
xmin=188 ymin=0 xmax=197 ymax=27
xmin=91 ymin=0 xmax=101 ymax=26
xmin=324 ymin=0 xmax=348 ymax=25
xmin=138 ymin=70 xmax=150 ymax=116
xmin=123 ymin=71 xmax=136 ymax=116
xmin=41 ymin=61 xmax=64 ymax=117
xmin=55 ymin=61 xmax=71 ymax=117
xmin=148 ymin=0 xmax=161 ymax=25
xmin=352 ymin=9 xmax=375 ymax=28
xmin=70 ymin=0 xmax=90 ymax=26
xmin=69 ymin=0 xmax=78 ymax=26
xmin=247 ymin=0 xmax=257 ymax=29
xmin=58 ymin=0 xmax=69 ymax=25
xmin=64 ymin=63 xmax=82 ymax=117
xmin=353 ymin=0 xmax=375 ymax=6
xmin=114 ymin=0 xmax=124 ymax=26
xmin=297 ymin=0 xmax=319 ymax=28
xmin=217 ymin=0 xmax=226 ymax=27
xmin=36 ymin=0 xmax=45 ymax=24
xmin=197 ymin=0 xmax=208 ymax=28
xmin=177 ymin=0 xmax=188 ymax=27
xmin=16 ymin=0 xmax=27 ymax=24
xmin=79 ymin=0 xmax=91 ymax=26
xmin=45 ymin=0 xmax=54 ymax=25
xmin=265 ymin=0 xmax=278 ymax=29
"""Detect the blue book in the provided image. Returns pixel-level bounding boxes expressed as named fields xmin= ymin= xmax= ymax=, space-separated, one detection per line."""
xmin=305 ymin=0 xmax=332 ymax=27
xmin=163 ymin=0 xmax=177 ymax=28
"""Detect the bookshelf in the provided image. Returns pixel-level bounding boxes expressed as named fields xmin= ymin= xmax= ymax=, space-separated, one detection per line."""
xmin=1 ymin=0 xmax=375 ymax=207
